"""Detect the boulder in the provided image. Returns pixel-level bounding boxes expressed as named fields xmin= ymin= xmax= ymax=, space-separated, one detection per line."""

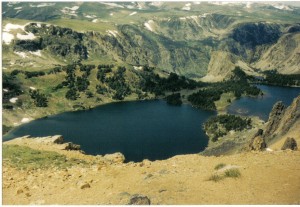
xmin=77 ymin=180 xmax=91 ymax=189
xmin=80 ymin=183 xmax=91 ymax=189
xmin=104 ymin=152 xmax=125 ymax=163
xmin=64 ymin=142 xmax=81 ymax=150
xmin=248 ymin=136 xmax=267 ymax=151
xmin=281 ymin=137 xmax=298 ymax=150
xmin=58 ymin=142 xmax=81 ymax=151
xmin=50 ymin=135 xmax=64 ymax=144
xmin=128 ymin=194 xmax=151 ymax=205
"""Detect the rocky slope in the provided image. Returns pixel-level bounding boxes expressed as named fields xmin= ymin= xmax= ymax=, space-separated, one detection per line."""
xmin=3 ymin=136 xmax=300 ymax=205
xmin=203 ymin=23 xmax=300 ymax=81
xmin=2 ymin=2 xmax=300 ymax=79
xmin=201 ymin=96 xmax=300 ymax=156
xmin=263 ymin=96 xmax=300 ymax=145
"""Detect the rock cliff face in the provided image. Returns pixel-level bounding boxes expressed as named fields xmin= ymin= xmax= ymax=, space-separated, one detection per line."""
xmin=264 ymin=96 xmax=300 ymax=143
xmin=253 ymin=32 xmax=300 ymax=74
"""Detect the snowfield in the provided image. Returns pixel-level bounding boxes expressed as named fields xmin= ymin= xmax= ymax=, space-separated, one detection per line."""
xmin=182 ymin=3 xmax=191 ymax=11
xmin=29 ymin=50 xmax=42 ymax=56
xmin=3 ymin=32 xmax=14 ymax=44
xmin=14 ymin=51 xmax=28 ymax=58
xmin=144 ymin=20 xmax=155 ymax=32
xmin=9 ymin=97 xmax=18 ymax=103
xmin=16 ymin=32 xmax=36 ymax=40
xmin=129 ymin=12 xmax=137 ymax=16
xmin=107 ymin=30 xmax=118 ymax=37
xmin=3 ymin=23 xmax=25 ymax=32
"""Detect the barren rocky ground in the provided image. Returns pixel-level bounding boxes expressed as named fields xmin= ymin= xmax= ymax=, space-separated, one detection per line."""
xmin=3 ymin=136 xmax=300 ymax=205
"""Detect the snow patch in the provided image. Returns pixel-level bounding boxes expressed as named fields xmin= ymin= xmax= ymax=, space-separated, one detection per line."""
xmin=92 ymin=19 xmax=98 ymax=23
xmin=14 ymin=51 xmax=28 ymax=58
xmin=29 ymin=50 xmax=42 ymax=56
xmin=30 ymin=3 xmax=55 ymax=8
xmin=3 ymin=23 xmax=25 ymax=32
xmin=273 ymin=4 xmax=293 ymax=11
xmin=133 ymin=66 xmax=143 ymax=71
xmin=150 ymin=2 xmax=163 ymax=7
xmin=2 ymin=32 xmax=14 ymax=44
xmin=16 ymin=32 xmax=36 ymax=40
xmin=137 ymin=3 xmax=145 ymax=10
xmin=126 ymin=5 xmax=135 ymax=9
xmin=9 ymin=97 xmax=18 ymax=103
xmin=29 ymin=86 xmax=36 ymax=90
xmin=210 ymin=2 xmax=232 ymax=6
xmin=70 ymin=6 xmax=79 ymax=11
xmin=129 ymin=12 xmax=137 ymax=16
xmin=107 ymin=30 xmax=118 ymax=37
xmin=14 ymin=7 xmax=22 ymax=10
xmin=200 ymin=13 xmax=210 ymax=18
xmin=246 ymin=2 xmax=252 ymax=9
xmin=144 ymin=20 xmax=155 ymax=32
xmin=99 ymin=2 xmax=124 ymax=8
xmin=61 ymin=6 xmax=79 ymax=16
xmin=3 ymin=89 xmax=9 ymax=92
xmin=182 ymin=3 xmax=191 ymax=11
xmin=21 ymin=118 xmax=30 ymax=123
xmin=85 ymin=14 xmax=97 ymax=19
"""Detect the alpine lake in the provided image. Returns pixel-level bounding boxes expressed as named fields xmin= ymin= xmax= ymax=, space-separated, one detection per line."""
xmin=3 ymin=85 xmax=300 ymax=162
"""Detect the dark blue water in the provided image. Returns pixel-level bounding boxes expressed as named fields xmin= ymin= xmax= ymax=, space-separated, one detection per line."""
xmin=4 ymin=85 xmax=299 ymax=161
xmin=3 ymin=100 xmax=215 ymax=162
xmin=227 ymin=85 xmax=300 ymax=121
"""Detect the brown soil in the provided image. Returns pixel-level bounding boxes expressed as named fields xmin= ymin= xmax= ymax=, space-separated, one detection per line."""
xmin=3 ymin=138 xmax=300 ymax=205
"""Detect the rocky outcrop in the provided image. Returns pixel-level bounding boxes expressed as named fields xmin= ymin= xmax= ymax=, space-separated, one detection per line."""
xmin=263 ymin=101 xmax=286 ymax=141
xmin=253 ymin=33 xmax=300 ymax=74
xmin=201 ymin=51 xmax=237 ymax=82
xmin=264 ymin=96 xmax=300 ymax=143
xmin=128 ymin=194 xmax=151 ymax=205
xmin=58 ymin=142 xmax=81 ymax=151
xmin=248 ymin=136 xmax=267 ymax=151
xmin=104 ymin=152 xmax=125 ymax=164
xmin=247 ymin=129 xmax=267 ymax=151
xmin=281 ymin=137 xmax=298 ymax=150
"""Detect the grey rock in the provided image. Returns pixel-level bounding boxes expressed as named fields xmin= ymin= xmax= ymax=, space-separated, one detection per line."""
xmin=128 ymin=194 xmax=151 ymax=205
xmin=248 ymin=136 xmax=267 ymax=151
xmin=281 ymin=137 xmax=298 ymax=150
xmin=64 ymin=142 xmax=81 ymax=150
xmin=264 ymin=101 xmax=285 ymax=141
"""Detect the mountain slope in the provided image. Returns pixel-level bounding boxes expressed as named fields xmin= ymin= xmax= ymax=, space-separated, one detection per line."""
xmin=2 ymin=2 xmax=300 ymax=79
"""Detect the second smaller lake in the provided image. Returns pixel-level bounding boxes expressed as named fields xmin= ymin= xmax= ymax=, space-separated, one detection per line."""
xmin=227 ymin=85 xmax=300 ymax=121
